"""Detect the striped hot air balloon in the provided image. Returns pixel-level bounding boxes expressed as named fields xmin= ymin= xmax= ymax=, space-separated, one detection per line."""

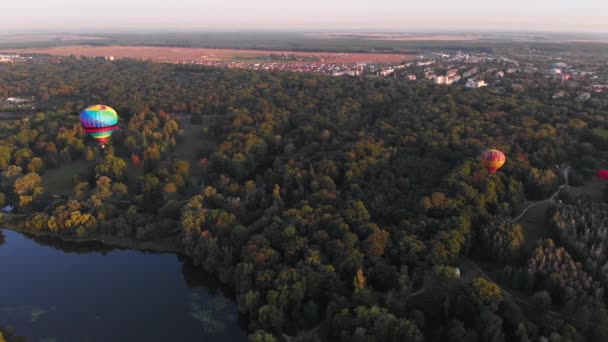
xmin=482 ymin=149 xmax=506 ymax=174
xmin=80 ymin=104 xmax=118 ymax=148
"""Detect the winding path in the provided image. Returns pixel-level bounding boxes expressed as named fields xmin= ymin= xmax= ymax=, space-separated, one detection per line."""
xmin=466 ymin=165 xmax=596 ymax=326
xmin=511 ymin=166 xmax=570 ymax=223
xmin=462 ymin=257 xmax=594 ymax=326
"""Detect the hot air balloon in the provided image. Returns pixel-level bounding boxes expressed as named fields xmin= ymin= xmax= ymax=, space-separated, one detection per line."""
xmin=482 ymin=149 xmax=506 ymax=174
xmin=596 ymin=170 xmax=608 ymax=180
xmin=80 ymin=104 xmax=118 ymax=148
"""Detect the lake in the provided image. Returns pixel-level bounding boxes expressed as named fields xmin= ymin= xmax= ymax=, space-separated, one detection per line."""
xmin=0 ymin=229 xmax=248 ymax=342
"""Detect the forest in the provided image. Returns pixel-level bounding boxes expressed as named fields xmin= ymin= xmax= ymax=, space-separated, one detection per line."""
xmin=0 ymin=57 xmax=607 ymax=341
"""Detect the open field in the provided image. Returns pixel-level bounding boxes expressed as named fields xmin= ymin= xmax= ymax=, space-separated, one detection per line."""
xmin=6 ymin=45 xmax=414 ymax=64
xmin=517 ymin=200 xmax=554 ymax=253
xmin=566 ymin=177 xmax=606 ymax=201
xmin=41 ymin=160 xmax=94 ymax=196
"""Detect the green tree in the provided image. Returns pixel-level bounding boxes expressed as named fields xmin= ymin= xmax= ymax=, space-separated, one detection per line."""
xmin=248 ymin=330 xmax=276 ymax=342
xmin=94 ymin=155 xmax=127 ymax=180
xmin=258 ymin=305 xmax=285 ymax=332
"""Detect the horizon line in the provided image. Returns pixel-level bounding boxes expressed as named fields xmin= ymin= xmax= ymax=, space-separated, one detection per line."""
xmin=1 ymin=28 xmax=607 ymax=35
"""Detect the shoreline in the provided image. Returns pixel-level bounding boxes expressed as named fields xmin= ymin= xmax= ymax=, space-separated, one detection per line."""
xmin=0 ymin=218 xmax=182 ymax=254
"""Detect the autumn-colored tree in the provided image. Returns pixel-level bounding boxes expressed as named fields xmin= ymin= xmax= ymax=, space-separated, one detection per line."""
xmin=481 ymin=217 xmax=524 ymax=263
xmin=13 ymin=173 xmax=43 ymax=209
xmin=363 ymin=225 xmax=389 ymax=259
xmin=26 ymin=157 xmax=44 ymax=174
xmin=353 ymin=269 xmax=367 ymax=291
xmin=467 ymin=278 xmax=503 ymax=312
xmin=83 ymin=148 xmax=95 ymax=161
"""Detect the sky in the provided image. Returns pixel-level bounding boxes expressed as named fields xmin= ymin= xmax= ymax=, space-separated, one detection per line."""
xmin=1 ymin=0 xmax=606 ymax=33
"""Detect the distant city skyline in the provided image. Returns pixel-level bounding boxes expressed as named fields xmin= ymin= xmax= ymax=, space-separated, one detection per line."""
xmin=1 ymin=0 xmax=607 ymax=33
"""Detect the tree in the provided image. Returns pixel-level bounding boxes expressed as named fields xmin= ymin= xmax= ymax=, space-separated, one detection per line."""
xmin=1 ymin=165 xmax=22 ymax=192
xmin=94 ymin=155 xmax=127 ymax=180
xmin=248 ymin=330 xmax=276 ymax=342
xmin=353 ymin=269 xmax=367 ymax=291
xmin=131 ymin=154 xmax=141 ymax=167
xmin=481 ymin=217 xmax=524 ymax=263
xmin=467 ymin=278 xmax=503 ymax=312
xmin=475 ymin=310 xmax=506 ymax=342
xmin=363 ymin=225 xmax=389 ymax=259
xmin=13 ymin=173 xmax=43 ymax=209
xmin=530 ymin=291 xmax=551 ymax=317
xmin=26 ymin=157 xmax=44 ymax=173
xmin=173 ymin=159 xmax=190 ymax=177
xmin=258 ymin=305 xmax=284 ymax=332
xmin=442 ymin=320 xmax=469 ymax=342
xmin=84 ymin=148 xmax=95 ymax=161
xmin=0 ymin=145 xmax=11 ymax=167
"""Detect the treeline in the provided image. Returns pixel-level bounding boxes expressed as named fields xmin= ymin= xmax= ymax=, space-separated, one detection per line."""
xmin=0 ymin=58 xmax=608 ymax=340
xmin=550 ymin=201 xmax=608 ymax=290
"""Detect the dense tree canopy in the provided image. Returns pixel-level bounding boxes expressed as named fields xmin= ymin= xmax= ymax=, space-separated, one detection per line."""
xmin=1 ymin=57 xmax=607 ymax=340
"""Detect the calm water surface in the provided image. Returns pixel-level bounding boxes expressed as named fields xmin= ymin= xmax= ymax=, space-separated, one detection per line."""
xmin=0 ymin=229 xmax=248 ymax=342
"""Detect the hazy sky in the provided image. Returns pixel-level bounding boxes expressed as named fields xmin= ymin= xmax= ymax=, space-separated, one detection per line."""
xmin=2 ymin=0 xmax=606 ymax=33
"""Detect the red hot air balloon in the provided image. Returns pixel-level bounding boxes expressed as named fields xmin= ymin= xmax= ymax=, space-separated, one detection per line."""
xmin=482 ymin=149 xmax=506 ymax=174
xmin=597 ymin=170 xmax=608 ymax=180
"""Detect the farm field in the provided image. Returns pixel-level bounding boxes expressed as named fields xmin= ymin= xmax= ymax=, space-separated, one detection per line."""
xmin=0 ymin=34 xmax=107 ymax=43
xmin=7 ymin=45 xmax=414 ymax=64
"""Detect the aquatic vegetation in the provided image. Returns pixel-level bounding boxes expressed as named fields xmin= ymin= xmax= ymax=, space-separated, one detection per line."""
xmin=0 ymin=305 xmax=56 ymax=322
xmin=189 ymin=293 xmax=237 ymax=334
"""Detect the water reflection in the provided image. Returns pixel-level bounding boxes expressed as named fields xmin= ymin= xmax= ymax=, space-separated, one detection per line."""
xmin=0 ymin=305 xmax=56 ymax=322
xmin=24 ymin=232 xmax=116 ymax=255
xmin=0 ymin=229 xmax=248 ymax=341
xmin=180 ymin=258 xmax=251 ymax=334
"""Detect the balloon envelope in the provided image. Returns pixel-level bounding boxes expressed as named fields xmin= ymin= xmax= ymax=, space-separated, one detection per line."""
xmin=597 ymin=170 xmax=608 ymax=180
xmin=482 ymin=149 xmax=506 ymax=174
xmin=80 ymin=104 xmax=118 ymax=145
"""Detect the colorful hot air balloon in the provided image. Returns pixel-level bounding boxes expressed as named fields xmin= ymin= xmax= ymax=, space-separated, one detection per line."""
xmin=596 ymin=170 xmax=608 ymax=180
xmin=80 ymin=104 xmax=118 ymax=148
xmin=482 ymin=149 xmax=506 ymax=174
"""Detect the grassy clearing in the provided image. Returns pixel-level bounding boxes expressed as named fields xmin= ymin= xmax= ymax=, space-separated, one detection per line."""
xmin=172 ymin=118 xmax=219 ymax=181
xmin=41 ymin=160 xmax=94 ymax=196
xmin=518 ymin=200 xmax=554 ymax=254
xmin=566 ymin=178 xmax=605 ymax=202
xmin=173 ymin=119 xmax=206 ymax=163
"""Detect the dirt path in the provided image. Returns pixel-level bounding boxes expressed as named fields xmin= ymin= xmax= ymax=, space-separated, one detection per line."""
xmin=461 ymin=257 xmax=594 ymax=326
xmin=464 ymin=165 xmax=596 ymax=325
xmin=511 ymin=166 xmax=570 ymax=223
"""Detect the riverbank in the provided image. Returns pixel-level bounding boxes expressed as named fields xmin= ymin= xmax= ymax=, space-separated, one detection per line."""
xmin=0 ymin=217 xmax=182 ymax=254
